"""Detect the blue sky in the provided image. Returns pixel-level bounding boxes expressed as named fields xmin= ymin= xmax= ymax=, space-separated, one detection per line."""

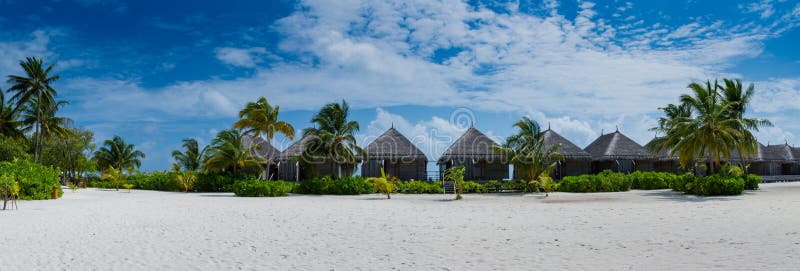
xmin=1 ymin=0 xmax=800 ymax=172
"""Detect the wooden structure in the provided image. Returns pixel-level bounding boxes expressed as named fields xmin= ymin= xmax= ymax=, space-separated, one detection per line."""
xmin=437 ymin=127 xmax=508 ymax=182
xmin=584 ymin=130 xmax=653 ymax=174
xmin=361 ymin=127 xmax=427 ymax=181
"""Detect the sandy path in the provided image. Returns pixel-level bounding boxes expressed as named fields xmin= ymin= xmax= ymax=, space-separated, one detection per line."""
xmin=2 ymin=183 xmax=800 ymax=270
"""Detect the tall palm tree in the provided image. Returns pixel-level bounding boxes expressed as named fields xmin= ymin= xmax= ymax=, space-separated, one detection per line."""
xmin=0 ymin=90 xmax=24 ymax=139
xmin=302 ymin=100 xmax=364 ymax=178
xmin=6 ymin=57 xmax=60 ymax=162
xmin=652 ymin=79 xmax=771 ymax=174
xmin=203 ymin=129 xmax=263 ymax=174
xmin=171 ymin=138 xmax=206 ymax=171
xmin=94 ymin=135 xmax=146 ymax=173
xmin=494 ymin=117 xmax=563 ymax=185
xmin=233 ymin=97 xmax=294 ymax=179
xmin=20 ymin=98 xmax=73 ymax=158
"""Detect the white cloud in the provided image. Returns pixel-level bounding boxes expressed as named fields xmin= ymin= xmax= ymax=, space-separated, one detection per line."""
xmin=214 ymin=47 xmax=268 ymax=67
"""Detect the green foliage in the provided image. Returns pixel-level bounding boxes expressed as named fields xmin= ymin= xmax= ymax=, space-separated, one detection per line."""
xmin=627 ymin=171 xmax=675 ymax=190
xmin=366 ymin=168 xmax=395 ymax=199
xmin=557 ymin=170 xmax=631 ymax=193
xmin=123 ymin=171 xmax=180 ymax=191
xmin=296 ymin=175 xmax=375 ymax=195
xmin=173 ymin=170 xmax=198 ymax=192
xmin=302 ymin=100 xmax=363 ymax=177
xmin=0 ymin=135 xmax=30 ymax=162
xmin=744 ymin=174 xmax=761 ymax=190
xmin=444 ymin=166 xmax=466 ymax=200
xmin=0 ymin=160 xmax=62 ymax=200
xmin=122 ymin=183 xmax=134 ymax=192
xmin=94 ymin=135 xmax=145 ymax=173
xmin=462 ymin=181 xmax=488 ymax=193
xmin=669 ymin=174 xmax=746 ymax=196
xmin=202 ymin=129 xmax=264 ymax=174
xmin=396 ymin=180 xmax=443 ymax=194
xmin=0 ymin=175 xmax=18 ymax=209
xmin=484 ymin=180 xmax=526 ymax=192
xmin=233 ymin=179 xmax=295 ymax=197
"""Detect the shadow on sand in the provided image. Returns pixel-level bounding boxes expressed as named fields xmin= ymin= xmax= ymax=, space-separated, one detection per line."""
xmin=639 ymin=190 xmax=740 ymax=202
xmin=198 ymin=194 xmax=236 ymax=198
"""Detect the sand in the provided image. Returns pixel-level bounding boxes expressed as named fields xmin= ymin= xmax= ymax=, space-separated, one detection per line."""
xmin=2 ymin=183 xmax=800 ymax=270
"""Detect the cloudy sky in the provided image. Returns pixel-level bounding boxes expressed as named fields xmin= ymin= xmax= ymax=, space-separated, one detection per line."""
xmin=1 ymin=0 xmax=799 ymax=172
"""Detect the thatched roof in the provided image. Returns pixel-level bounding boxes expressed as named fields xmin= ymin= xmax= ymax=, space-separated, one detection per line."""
xmin=243 ymin=135 xmax=280 ymax=162
xmin=364 ymin=128 xmax=427 ymax=161
xmin=437 ymin=127 xmax=503 ymax=163
xmin=584 ymin=131 xmax=652 ymax=161
xmin=728 ymin=143 xmax=768 ymax=162
xmin=277 ymin=134 xmax=312 ymax=161
xmin=540 ymin=129 xmax=591 ymax=160
xmin=645 ymin=138 xmax=678 ymax=162
xmin=763 ymin=144 xmax=796 ymax=162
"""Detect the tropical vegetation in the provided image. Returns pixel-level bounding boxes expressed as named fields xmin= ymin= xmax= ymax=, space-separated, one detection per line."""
xmin=302 ymin=100 xmax=364 ymax=178
xmin=94 ymin=135 xmax=145 ymax=174
xmin=234 ymin=97 xmax=294 ymax=180
xmin=649 ymin=79 xmax=772 ymax=174
xmin=202 ymin=129 xmax=264 ymax=174
xmin=444 ymin=166 xmax=466 ymax=200
xmin=494 ymin=117 xmax=563 ymax=192
xmin=171 ymin=138 xmax=206 ymax=172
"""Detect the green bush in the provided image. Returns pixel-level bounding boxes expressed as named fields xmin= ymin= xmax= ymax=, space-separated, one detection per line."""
xmin=194 ymin=172 xmax=240 ymax=192
xmin=233 ymin=179 xmax=296 ymax=197
xmin=557 ymin=170 xmax=630 ymax=193
xmin=396 ymin=180 xmax=443 ymax=194
xmin=627 ymin=171 xmax=674 ymax=190
xmin=688 ymin=175 xmax=745 ymax=196
xmin=0 ymin=160 xmax=62 ymax=200
xmin=125 ymin=171 xmax=181 ymax=191
xmin=669 ymin=174 xmax=695 ymax=192
xmin=744 ymin=174 xmax=761 ymax=190
xmin=296 ymin=175 xmax=375 ymax=195
xmin=462 ymin=181 xmax=488 ymax=193
xmin=88 ymin=172 xmax=251 ymax=193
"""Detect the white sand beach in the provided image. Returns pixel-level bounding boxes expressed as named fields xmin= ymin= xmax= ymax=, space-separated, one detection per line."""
xmin=2 ymin=183 xmax=800 ymax=270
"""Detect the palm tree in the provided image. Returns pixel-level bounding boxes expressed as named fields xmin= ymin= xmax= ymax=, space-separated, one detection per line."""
xmin=302 ymin=100 xmax=364 ymax=178
xmin=20 ymin=98 xmax=73 ymax=158
xmin=6 ymin=57 xmax=60 ymax=162
xmin=494 ymin=117 xmax=563 ymax=189
xmin=651 ymin=80 xmax=771 ymax=174
xmin=203 ymin=129 xmax=263 ymax=174
xmin=444 ymin=166 xmax=465 ymax=200
xmin=94 ymin=136 xmax=146 ymax=173
xmin=233 ymin=97 xmax=294 ymax=179
xmin=0 ymin=90 xmax=24 ymax=139
xmin=366 ymin=168 xmax=395 ymax=199
xmin=171 ymin=138 xmax=207 ymax=171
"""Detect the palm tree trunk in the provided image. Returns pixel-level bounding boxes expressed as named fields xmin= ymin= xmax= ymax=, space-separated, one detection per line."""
xmin=338 ymin=163 xmax=342 ymax=178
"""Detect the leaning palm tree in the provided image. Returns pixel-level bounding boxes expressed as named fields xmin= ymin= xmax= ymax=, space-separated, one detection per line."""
xmin=233 ymin=97 xmax=294 ymax=179
xmin=494 ymin=117 xmax=563 ymax=190
xmin=203 ymin=129 xmax=264 ymax=174
xmin=0 ymin=90 xmax=24 ymax=139
xmin=171 ymin=138 xmax=207 ymax=171
xmin=94 ymin=136 xmax=146 ymax=173
xmin=6 ymin=57 xmax=60 ymax=162
xmin=302 ymin=100 xmax=364 ymax=178
xmin=20 ymin=98 xmax=73 ymax=157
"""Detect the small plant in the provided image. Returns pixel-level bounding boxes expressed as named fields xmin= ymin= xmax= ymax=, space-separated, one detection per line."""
xmin=101 ymin=166 xmax=124 ymax=191
xmin=69 ymin=184 xmax=79 ymax=193
xmin=0 ymin=175 xmax=18 ymax=210
xmin=367 ymin=168 xmax=396 ymax=199
xmin=537 ymin=174 xmax=555 ymax=197
xmin=173 ymin=170 xmax=198 ymax=193
xmin=444 ymin=166 xmax=465 ymax=200
xmin=122 ymin=183 xmax=135 ymax=192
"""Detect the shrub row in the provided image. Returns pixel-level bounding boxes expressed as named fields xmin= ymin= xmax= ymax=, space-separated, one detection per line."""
xmin=0 ymin=160 xmax=62 ymax=200
xmin=627 ymin=171 xmax=676 ymax=190
xmin=395 ymin=180 xmax=443 ymax=194
xmin=670 ymin=174 xmax=759 ymax=196
xmin=233 ymin=179 xmax=296 ymax=197
xmin=558 ymin=170 xmax=632 ymax=193
xmin=295 ymin=176 xmax=375 ymax=195
xmin=88 ymin=171 xmax=251 ymax=193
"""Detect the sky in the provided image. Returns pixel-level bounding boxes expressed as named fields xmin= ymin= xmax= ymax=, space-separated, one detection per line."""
xmin=1 ymin=0 xmax=800 ymax=172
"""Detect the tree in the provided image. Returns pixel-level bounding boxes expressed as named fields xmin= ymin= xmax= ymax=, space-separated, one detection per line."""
xmin=20 ymin=98 xmax=74 ymax=156
xmin=6 ymin=57 xmax=60 ymax=162
xmin=302 ymin=100 xmax=364 ymax=178
xmin=233 ymin=97 xmax=294 ymax=180
xmin=41 ymin=127 xmax=94 ymax=185
xmin=0 ymin=90 xmax=24 ymax=139
xmin=171 ymin=138 xmax=206 ymax=171
xmin=366 ymin=168 xmax=395 ymax=199
xmin=203 ymin=129 xmax=263 ymax=174
xmin=444 ymin=166 xmax=465 ymax=200
xmin=494 ymin=117 xmax=563 ymax=191
xmin=650 ymin=79 xmax=772 ymax=174
xmin=94 ymin=135 xmax=145 ymax=173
